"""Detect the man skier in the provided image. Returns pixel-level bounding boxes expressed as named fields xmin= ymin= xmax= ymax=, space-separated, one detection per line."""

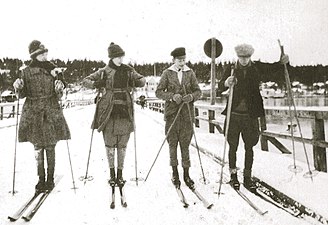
xmin=218 ymin=43 xmax=289 ymax=191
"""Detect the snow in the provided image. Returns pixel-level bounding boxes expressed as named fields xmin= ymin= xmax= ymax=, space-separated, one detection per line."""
xmin=0 ymin=101 xmax=327 ymax=225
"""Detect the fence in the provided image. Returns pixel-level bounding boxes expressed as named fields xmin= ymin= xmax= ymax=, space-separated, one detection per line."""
xmin=0 ymin=99 xmax=95 ymax=120
xmin=148 ymin=100 xmax=328 ymax=172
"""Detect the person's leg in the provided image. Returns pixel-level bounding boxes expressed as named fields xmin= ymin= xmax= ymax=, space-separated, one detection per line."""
xmin=241 ymin=116 xmax=260 ymax=191
xmin=179 ymin=119 xmax=194 ymax=189
xmin=45 ymin=144 xmax=56 ymax=190
xmin=165 ymin=116 xmax=180 ymax=187
xmin=34 ymin=145 xmax=45 ymax=191
xmin=226 ymin=114 xmax=242 ymax=190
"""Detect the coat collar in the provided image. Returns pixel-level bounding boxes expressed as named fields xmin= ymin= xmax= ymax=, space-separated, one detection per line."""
xmin=168 ymin=64 xmax=191 ymax=72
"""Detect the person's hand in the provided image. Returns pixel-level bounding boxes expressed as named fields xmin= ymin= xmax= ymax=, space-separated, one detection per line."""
xmin=280 ymin=54 xmax=289 ymax=64
xmin=224 ymin=76 xmax=237 ymax=87
xmin=182 ymin=94 xmax=193 ymax=103
xmin=51 ymin=68 xmax=62 ymax=77
xmin=93 ymin=79 xmax=106 ymax=89
xmin=13 ymin=78 xmax=24 ymax=90
xmin=55 ymin=80 xmax=65 ymax=94
xmin=172 ymin=94 xmax=182 ymax=104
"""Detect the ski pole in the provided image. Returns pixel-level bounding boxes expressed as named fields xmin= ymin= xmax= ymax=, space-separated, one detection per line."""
xmin=218 ymin=65 xmax=235 ymax=197
xmin=130 ymin=79 xmax=141 ymax=186
xmin=12 ymin=92 xmax=20 ymax=195
xmin=144 ymin=103 xmax=185 ymax=182
xmin=278 ymin=40 xmax=314 ymax=180
xmin=66 ymin=140 xmax=77 ymax=192
xmin=81 ymin=88 xmax=101 ymax=184
xmin=182 ymin=85 xmax=207 ymax=184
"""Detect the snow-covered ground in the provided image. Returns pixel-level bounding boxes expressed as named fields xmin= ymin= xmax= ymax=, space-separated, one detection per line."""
xmin=0 ymin=103 xmax=327 ymax=225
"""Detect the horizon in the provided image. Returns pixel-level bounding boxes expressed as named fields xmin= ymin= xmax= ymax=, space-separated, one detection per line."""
xmin=1 ymin=0 xmax=328 ymax=66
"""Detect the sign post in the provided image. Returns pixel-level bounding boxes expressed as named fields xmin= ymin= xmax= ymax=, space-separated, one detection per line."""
xmin=204 ymin=38 xmax=223 ymax=105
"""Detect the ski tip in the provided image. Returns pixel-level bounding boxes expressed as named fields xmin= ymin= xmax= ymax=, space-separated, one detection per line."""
xmin=7 ymin=216 xmax=17 ymax=222
xmin=207 ymin=204 xmax=214 ymax=209
xmin=261 ymin=210 xmax=269 ymax=216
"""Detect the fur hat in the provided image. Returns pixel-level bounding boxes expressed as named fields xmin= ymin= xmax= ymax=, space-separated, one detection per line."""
xmin=108 ymin=42 xmax=125 ymax=58
xmin=28 ymin=40 xmax=48 ymax=59
xmin=234 ymin=44 xmax=254 ymax=57
xmin=171 ymin=47 xmax=186 ymax=58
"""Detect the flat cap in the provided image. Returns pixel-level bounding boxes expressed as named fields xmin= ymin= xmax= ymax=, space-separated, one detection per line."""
xmin=171 ymin=47 xmax=186 ymax=58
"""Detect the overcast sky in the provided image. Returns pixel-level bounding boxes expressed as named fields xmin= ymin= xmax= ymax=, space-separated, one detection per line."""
xmin=1 ymin=0 xmax=327 ymax=65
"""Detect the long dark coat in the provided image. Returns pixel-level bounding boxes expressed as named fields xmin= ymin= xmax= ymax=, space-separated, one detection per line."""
xmin=18 ymin=65 xmax=71 ymax=146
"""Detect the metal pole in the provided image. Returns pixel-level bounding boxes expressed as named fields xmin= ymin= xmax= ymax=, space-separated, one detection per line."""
xmin=210 ymin=38 xmax=217 ymax=105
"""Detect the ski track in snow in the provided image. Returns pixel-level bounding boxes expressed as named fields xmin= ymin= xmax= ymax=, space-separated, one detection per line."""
xmin=0 ymin=104 xmax=323 ymax=225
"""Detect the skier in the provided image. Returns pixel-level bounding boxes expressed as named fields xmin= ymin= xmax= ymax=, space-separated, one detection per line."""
xmin=155 ymin=47 xmax=201 ymax=189
xmin=13 ymin=40 xmax=71 ymax=192
xmin=83 ymin=42 xmax=145 ymax=188
xmin=218 ymin=43 xmax=289 ymax=191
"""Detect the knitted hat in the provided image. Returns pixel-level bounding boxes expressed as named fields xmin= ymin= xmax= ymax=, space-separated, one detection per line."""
xmin=235 ymin=44 xmax=254 ymax=57
xmin=28 ymin=40 xmax=48 ymax=59
xmin=108 ymin=42 xmax=125 ymax=58
xmin=171 ymin=47 xmax=186 ymax=58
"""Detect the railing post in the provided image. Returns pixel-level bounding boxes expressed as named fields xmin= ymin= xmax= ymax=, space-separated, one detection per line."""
xmin=208 ymin=109 xmax=215 ymax=133
xmin=12 ymin=105 xmax=15 ymax=117
xmin=312 ymin=118 xmax=327 ymax=172
xmin=0 ymin=106 xmax=3 ymax=120
xmin=195 ymin=107 xmax=199 ymax=128
xmin=259 ymin=116 xmax=269 ymax=151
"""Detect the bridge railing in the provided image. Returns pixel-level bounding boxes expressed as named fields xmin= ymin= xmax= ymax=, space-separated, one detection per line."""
xmin=148 ymin=100 xmax=328 ymax=172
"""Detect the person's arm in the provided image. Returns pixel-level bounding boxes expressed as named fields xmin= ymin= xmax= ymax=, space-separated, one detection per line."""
xmin=82 ymin=69 xmax=105 ymax=89
xmin=217 ymin=65 xmax=232 ymax=93
xmin=155 ymin=70 xmax=175 ymax=101
xmin=186 ymin=70 xmax=201 ymax=102
xmin=130 ymin=69 xmax=146 ymax=87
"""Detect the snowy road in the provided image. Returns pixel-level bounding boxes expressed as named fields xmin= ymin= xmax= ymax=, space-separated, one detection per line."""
xmin=0 ymin=104 xmax=323 ymax=225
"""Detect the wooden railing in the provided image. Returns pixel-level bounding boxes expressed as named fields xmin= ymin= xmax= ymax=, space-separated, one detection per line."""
xmin=0 ymin=99 xmax=94 ymax=120
xmin=148 ymin=100 xmax=328 ymax=172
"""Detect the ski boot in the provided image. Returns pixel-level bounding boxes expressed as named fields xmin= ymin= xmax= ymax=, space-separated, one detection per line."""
xmin=116 ymin=169 xmax=126 ymax=188
xmin=230 ymin=173 xmax=240 ymax=190
xmin=244 ymin=176 xmax=256 ymax=193
xmin=184 ymin=176 xmax=195 ymax=190
xmin=45 ymin=176 xmax=55 ymax=191
xmin=171 ymin=174 xmax=181 ymax=188
xmin=108 ymin=168 xmax=116 ymax=187
xmin=35 ymin=176 xmax=46 ymax=192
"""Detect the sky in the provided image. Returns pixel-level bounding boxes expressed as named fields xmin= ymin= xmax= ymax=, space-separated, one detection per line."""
xmin=1 ymin=0 xmax=328 ymax=65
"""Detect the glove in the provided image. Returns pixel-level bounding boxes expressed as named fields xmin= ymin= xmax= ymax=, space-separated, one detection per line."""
xmin=172 ymin=94 xmax=182 ymax=104
xmin=51 ymin=68 xmax=62 ymax=77
xmin=55 ymin=80 xmax=65 ymax=95
xmin=182 ymin=94 xmax=193 ymax=103
xmin=280 ymin=54 xmax=289 ymax=64
xmin=93 ymin=79 xmax=106 ymax=89
xmin=224 ymin=76 xmax=237 ymax=87
xmin=13 ymin=78 xmax=24 ymax=90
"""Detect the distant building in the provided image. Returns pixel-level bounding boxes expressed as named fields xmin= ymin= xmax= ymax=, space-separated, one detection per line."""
xmin=136 ymin=76 xmax=161 ymax=98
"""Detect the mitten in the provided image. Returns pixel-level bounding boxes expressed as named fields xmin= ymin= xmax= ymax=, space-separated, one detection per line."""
xmin=13 ymin=78 xmax=24 ymax=90
xmin=182 ymin=94 xmax=193 ymax=103
xmin=172 ymin=94 xmax=182 ymax=104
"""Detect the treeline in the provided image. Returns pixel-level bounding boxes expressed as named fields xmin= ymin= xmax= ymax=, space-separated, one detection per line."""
xmin=1 ymin=57 xmax=328 ymax=92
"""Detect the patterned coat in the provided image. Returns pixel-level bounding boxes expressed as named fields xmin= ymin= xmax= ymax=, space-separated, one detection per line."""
xmin=155 ymin=65 xmax=201 ymax=122
xmin=18 ymin=64 xmax=71 ymax=146
xmin=83 ymin=63 xmax=145 ymax=132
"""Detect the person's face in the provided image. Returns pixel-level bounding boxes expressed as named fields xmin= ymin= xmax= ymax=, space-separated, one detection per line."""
xmin=112 ymin=56 xmax=124 ymax=66
xmin=238 ymin=56 xmax=251 ymax=66
xmin=36 ymin=52 xmax=48 ymax=61
xmin=173 ymin=56 xmax=186 ymax=69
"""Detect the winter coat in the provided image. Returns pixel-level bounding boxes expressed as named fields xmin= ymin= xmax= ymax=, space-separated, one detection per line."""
xmin=155 ymin=65 xmax=201 ymax=121
xmin=18 ymin=61 xmax=71 ymax=146
xmin=83 ymin=63 xmax=145 ymax=132
xmin=218 ymin=62 xmax=265 ymax=118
